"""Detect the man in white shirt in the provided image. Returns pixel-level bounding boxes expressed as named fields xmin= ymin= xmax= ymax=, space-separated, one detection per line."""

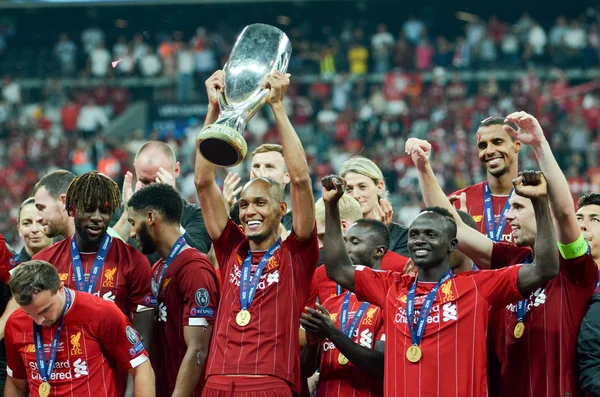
xmin=89 ymin=42 xmax=111 ymax=78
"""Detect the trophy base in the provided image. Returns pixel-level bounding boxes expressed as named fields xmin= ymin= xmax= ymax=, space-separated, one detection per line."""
xmin=197 ymin=124 xmax=248 ymax=167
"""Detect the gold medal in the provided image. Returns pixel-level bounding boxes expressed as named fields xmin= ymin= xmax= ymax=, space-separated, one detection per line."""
xmin=39 ymin=381 xmax=51 ymax=397
xmin=406 ymin=345 xmax=422 ymax=363
xmin=338 ymin=352 xmax=349 ymax=366
xmin=514 ymin=321 xmax=525 ymax=339
xmin=236 ymin=309 xmax=251 ymax=327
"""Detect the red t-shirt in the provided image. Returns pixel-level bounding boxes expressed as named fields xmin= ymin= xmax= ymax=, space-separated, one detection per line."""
xmin=206 ymin=220 xmax=318 ymax=394
xmin=451 ymin=181 xmax=513 ymax=243
xmin=151 ymin=248 xmax=220 ymax=397
xmin=490 ymin=242 xmax=598 ymax=397
xmin=353 ymin=265 xmax=522 ymax=397
xmin=33 ymin=237 xmax=153 ymax=317
xmin=318 ymin=293 xmax=384 ymax=397
xmin=307 ymin=251 xmax=409 ymax=308
xmin=5 ymin=290 xmax=149 ymax=397
xmin=0 ymin=234 xmax=21 ymax=283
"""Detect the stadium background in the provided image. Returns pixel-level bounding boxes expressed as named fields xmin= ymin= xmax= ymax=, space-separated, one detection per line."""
xmin=0 ymin=0 xmax=599 ymax=248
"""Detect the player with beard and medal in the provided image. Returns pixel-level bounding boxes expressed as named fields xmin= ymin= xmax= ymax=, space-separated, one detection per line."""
xmin=4 ymin=261 xmax=155 ymax=397
xmin=339 ymin=157 xmax=410 ymax=257
xmin=449 ymin=117 xmax=522 ymax=243
xmin=33 ymin=170 xmax=77 ymax=241
xmin=321 ymin=166 xmax=559 ymax=397
xmin=195 ymin=70 xmax=318 ymax=396
xmin=410 ymin=111 xmax=598 ymax=397
xmin=127 ymin=183 xmax=220 ymax=397
xmin=17 ymin=198 xmax=53 ymax=263
xmin=300 ymin=217 xmax=387 ymax=397
xmin=33 ymin=171 xmax=154 ymax=395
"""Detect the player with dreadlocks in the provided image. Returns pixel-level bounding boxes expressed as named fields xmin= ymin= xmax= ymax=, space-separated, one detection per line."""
xmin=33 ymin=171 xmax=155 ymax=396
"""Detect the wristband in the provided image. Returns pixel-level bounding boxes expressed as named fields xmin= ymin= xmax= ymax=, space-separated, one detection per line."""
xmin=557 ymin=234 xmax=589 ymax=259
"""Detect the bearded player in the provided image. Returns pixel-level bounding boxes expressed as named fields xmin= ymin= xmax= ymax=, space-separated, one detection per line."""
xmin=195 ymin=70 xmax=318 ymax=396
xmin=321 ymin=167 xmax=559 ymax=397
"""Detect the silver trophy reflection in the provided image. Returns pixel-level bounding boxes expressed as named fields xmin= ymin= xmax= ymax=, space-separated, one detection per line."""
xmin=197 ymin=24 xmax=292 ymax=167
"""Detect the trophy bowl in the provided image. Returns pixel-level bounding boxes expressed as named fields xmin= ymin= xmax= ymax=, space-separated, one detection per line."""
xmin=197 ymin=23 xmax=292 ymax=167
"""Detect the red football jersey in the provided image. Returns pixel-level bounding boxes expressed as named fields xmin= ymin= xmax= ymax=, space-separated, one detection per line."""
xmin=0 ymin=233 xmax=21 ymax=283
xmin=451 ymin=181 xmax=513 ymax=243
xmin=490 ymin=242 xmax=598 ymax=397
xmin=318 ymin=293 xmax=384 ymax=397
xmin=5 ymin=290 xmax=149 ymax=397
xmin=151 ymin=248 xmax=220 ymax=397
xmin=353 ymin=265 xmax=523 ymax=397
xmin=33 ymin=237 xmax=153 ymax=317
xmin=307 ymin=251 xmax=409 ymax=308
xmin=206 ymin=220 xmax=318 ymax=394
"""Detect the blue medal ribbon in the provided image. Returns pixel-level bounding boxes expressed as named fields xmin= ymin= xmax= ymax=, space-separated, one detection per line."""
xmin=149 ymin=235 xmax=187 ymax=306
xmin=596 ymin=270 xmax=600 ymax=292
xmin=34 ymin=288 xmax=72 ymax=383
xmin=339 ymin=291 xmax=370 ymax=338
xmin=515 ymin=255 xmax=533 ymax=323
xmin=336 ymin=284 xmax=343 ymax=295
xmin=406 ymin=270 xmax=453 ymax=347
xmin=483 ymin=182 xmax=513 ymax=242
xmin=239 ymin=239 xmax=281 ymax=311
xmin=70 ymin=233 xmax=112 ymax=294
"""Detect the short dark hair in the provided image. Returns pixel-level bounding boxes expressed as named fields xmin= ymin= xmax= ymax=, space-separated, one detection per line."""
xmin=10 ymin=260 xmax=61 ymax=305
xmin=229 ymin=201 xmax=241 ymax=225
xmin=17 ymin=197 xmax=36 ymax=224
xmin=353 ymin=218 xmax=390 ymax=252
xmin=418 ymin=207 xmax=457 ymax=238
xmin=244 ymin=177 xmax=285 ymax=202
xmin=578 ymin=193 xmax=600 ymax=209
xmin=128 ymin=183 xmax=183 ymax=224
xmin=33 ymin=170 xmax=76 ymax=199
xmin=65 ymin=171 xmax=121 ymax=215
xmin=456 ymin=209 xmax=477 ymax=230
xmin=479 ymin=116 xmax=518 ymax=131
xmin=252 ymin=143 xmax=283 ymax=157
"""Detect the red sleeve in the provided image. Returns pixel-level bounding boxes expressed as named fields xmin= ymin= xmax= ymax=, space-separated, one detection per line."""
xmin=212 ymin=219 xmax=246 ymax=281
xmin=124 ymin=248 xmax=154 ymax=314
xmin=472 ymin=266 xmax=523 ymax=307
xmin=5 ymin=315 xmax=26 ymax=379
xmin=354 ymin=266 xmax=404 ymax=308
xmin=490 ymin=242 xmax=532 ymax=269
xmin=374 ymin=307 xmax=385 ymax=341
xmin=286 ymin=226 xmax=319 ymax=299
xmin=560 ymin=252 xmax=598 ymax=291
xmin=0 ymin=235 xmax=21 ymax=283
xmin=178 ymin=256 xmax=220 ymax=327
xmin=98 ymin=301 xmax=149 ymax=371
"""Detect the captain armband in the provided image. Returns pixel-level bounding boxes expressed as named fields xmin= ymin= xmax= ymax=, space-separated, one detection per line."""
xmin=557 ymin=234 xmax=589 ymax=259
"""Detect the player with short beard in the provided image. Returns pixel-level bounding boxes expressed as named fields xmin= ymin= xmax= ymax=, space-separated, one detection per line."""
xmin=128 ymin=183 xmax=219 ymax=397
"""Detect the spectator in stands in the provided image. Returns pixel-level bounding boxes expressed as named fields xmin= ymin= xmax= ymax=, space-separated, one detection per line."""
xmin=177 ymin=43 xmax=194 ymax=102
xmin=1 ymin=76 xmax=20 ymax=107
xmin=88 ymin=41 xmax=111 ymax=78
xmin=140 ymin=47 xmax=161 ymax=77
xmin=76 ymin=97 xmax=109 ymax=140
xmin=371 ymin=23 xmax=394 ymax=73
xmin=403 ymin=15 xmax=425 ymax=44
xmin=81 ymin=23 xmax=105 ymax=54
xmin=54 ymin=33 xmax=77 ymax=77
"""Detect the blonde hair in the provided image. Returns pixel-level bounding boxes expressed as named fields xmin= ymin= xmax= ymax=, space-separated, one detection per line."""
xmin=339 ymin=156 xmax=389 ymax=201
xmin=315 ymin=194 xmax=362 ymax=224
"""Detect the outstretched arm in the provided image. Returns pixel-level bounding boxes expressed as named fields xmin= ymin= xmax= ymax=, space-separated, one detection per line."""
xmin=194 ymin=71 xmax=229 ymax=241
xmin=504 ymin=112 xmax=580 ymax=245
xmin=512 ymin=171 xmax=559 ymax=296
xmin=322 ymin=175 xmax=355 ymax=291
xmin=405 ymin=138 xmax=495 ymax=268
xmin=266 ymin=72 xmax=315 ymax=240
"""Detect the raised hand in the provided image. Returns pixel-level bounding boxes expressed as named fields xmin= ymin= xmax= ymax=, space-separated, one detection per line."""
xmin=405 ymin=138 xmax=432 ymax=171
xmin=155 ymin=167 xmax=176 ymax=188
xmin=263 ymin=71 xmax=291 ymax=106
xmin=376 ymin=198 xmax=394 ymax=226
xmin=504 ymin=111 xmax=546 ymax=146
xmin=448 ymin=192 xmax=468 ymax=211
xmin=512 ymin=170 xmax=548 ymax=199
xmin=122 ymin=171 xmax=143 ymax=207
xmin=223 ymin=172 xmax=242 ymax=208
xmin=321 ymin=175 xmax=345 ymax=204
xmin=205 ymin=70 xmax=225 ymax=109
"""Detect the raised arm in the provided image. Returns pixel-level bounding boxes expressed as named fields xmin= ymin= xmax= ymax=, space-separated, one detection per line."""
xmin=322 ymin=175 xmax=355 ymax=291
xmin=504 ymin=111 xmax=580 ymax=244
xmin=194 ymin=71 xmax=229 ymax=241
xmin=405 ymin=138 xmax=495 ymax=268
xmin=265 ymin=72 xmax=315 ymax=240
xmin=512 ymin=171 xmax=559 ymax=296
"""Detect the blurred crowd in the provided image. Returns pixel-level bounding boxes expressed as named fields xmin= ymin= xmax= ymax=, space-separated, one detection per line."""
xmin=0 ymin=9 xmax=600 ymax=248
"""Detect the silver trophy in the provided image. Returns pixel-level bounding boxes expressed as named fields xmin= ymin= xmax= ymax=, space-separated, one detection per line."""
xmin=197 ymin=24 xmax=292 ymax=167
